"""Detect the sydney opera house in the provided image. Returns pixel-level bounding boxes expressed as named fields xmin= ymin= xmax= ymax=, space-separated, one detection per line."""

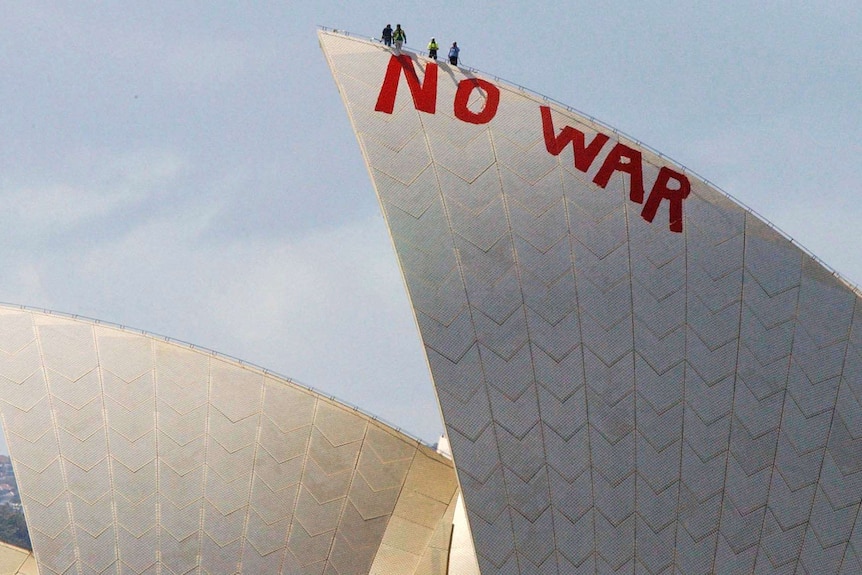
xmin=0 ymin=27 xmax=860 ymax=574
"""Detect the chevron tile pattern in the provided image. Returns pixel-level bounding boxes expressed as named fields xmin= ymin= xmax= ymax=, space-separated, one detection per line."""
xmin=321 ymin=29 xmax=862 ymax=574
xmin=0 ymin=307 xmax=459 ymax=575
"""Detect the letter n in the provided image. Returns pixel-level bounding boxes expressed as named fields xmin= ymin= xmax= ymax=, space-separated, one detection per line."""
xmin=375 ymin=55 xmax=438 ymax=114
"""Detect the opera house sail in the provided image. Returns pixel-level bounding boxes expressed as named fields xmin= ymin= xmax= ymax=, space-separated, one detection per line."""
xmin=0 ymin=306 xmax=460 ymax=575
xmin=1 ymin=27 xmax=861 ymax=575
xmin=320 ymin=29 xmax=862 ymax=574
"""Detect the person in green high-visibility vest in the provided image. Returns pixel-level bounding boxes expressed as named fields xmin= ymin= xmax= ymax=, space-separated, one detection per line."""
xmin=428 ymin=38 xmax=439 ymax=59
xmin=392 ymin=24 xmax=406 ymax=54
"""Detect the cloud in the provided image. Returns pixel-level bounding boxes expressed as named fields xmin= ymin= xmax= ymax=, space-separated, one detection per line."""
xmin=1 ymin=149 xmax=187 ymax=241
xmin=0 ymin=202 xmax=441 ymax=441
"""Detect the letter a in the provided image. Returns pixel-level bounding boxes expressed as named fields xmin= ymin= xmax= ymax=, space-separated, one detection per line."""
xmin=375 ymin=55 xmax=438 ymax=114
xmin=592 ymin=143 xmax=646 ymax=203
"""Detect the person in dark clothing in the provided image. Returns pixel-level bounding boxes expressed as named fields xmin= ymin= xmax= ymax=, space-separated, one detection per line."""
xmin=428 ymin=38 xmax=439 ymax=59
xmin=448 ymin=42 xmax=460 ymax=65
xmin=382 ymin=24 xmax=393 ymax=46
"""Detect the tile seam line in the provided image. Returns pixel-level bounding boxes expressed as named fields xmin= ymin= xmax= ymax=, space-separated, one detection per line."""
xmin=33 ymin=313 xmax=83 ymax=574
xmin=670 ymin=192 xmax=690 ymax=573
xmin=708 ymin=210 xmax=748 ymax=574
xmin=751 ymin=247 xmax=805 ymax=572
xmin=558 ymin=128 xmax=601 ymax=574
xmin=412 ymin=68 xmax=520 ymax=571
xmin=235 ymin=371 xmax=267 ymax=573
xmin=275 ymin=396 xmax=318 ymax=574
xmin=92 ymin=324 xmax=122 ymax=574
xmin=791 ymin=282 xmax=857 ymax=574
xmin=624 ymin=178 xmax=638 ymax=575
xmin=488 ymin=106 xmax=562 ymax=574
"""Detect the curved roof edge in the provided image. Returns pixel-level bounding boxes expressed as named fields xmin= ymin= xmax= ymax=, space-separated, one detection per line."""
xmin=318 ymin=25 xmax=861 ymax=298
xmin=0 ymin=304 xmax=460 ymax=574
xmin=0 ymin=300 xmax=433 ymax=448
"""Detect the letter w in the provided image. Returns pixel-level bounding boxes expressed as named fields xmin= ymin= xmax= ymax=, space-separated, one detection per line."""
xmin=540 ymin=106 xmax=609 ymax=173
xmin=375 ymin=55 xmax=438 ymax=114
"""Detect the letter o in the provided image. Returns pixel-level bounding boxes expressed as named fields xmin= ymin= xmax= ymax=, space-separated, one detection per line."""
xmin=454 ymin=78 xmax=500 ymax=125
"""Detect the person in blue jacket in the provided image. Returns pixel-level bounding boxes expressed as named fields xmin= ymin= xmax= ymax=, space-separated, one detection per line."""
xmin=448 ymin=42 xmax=460 ymax=65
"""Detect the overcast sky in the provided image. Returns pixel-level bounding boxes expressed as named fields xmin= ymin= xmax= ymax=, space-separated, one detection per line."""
xmin=0 ymin=2 xmax=860 ymax=452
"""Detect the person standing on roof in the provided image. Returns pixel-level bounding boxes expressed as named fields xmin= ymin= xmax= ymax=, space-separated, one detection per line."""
xmin=448 ymin=42 xmax=460 ymax=65
xmin=382 ymin=24 xmax=393 ymax=46
xmin=392 ymin=24 xmax=406 ymax=54
xmin=428 ymin=38 xmax=439 ymax=59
